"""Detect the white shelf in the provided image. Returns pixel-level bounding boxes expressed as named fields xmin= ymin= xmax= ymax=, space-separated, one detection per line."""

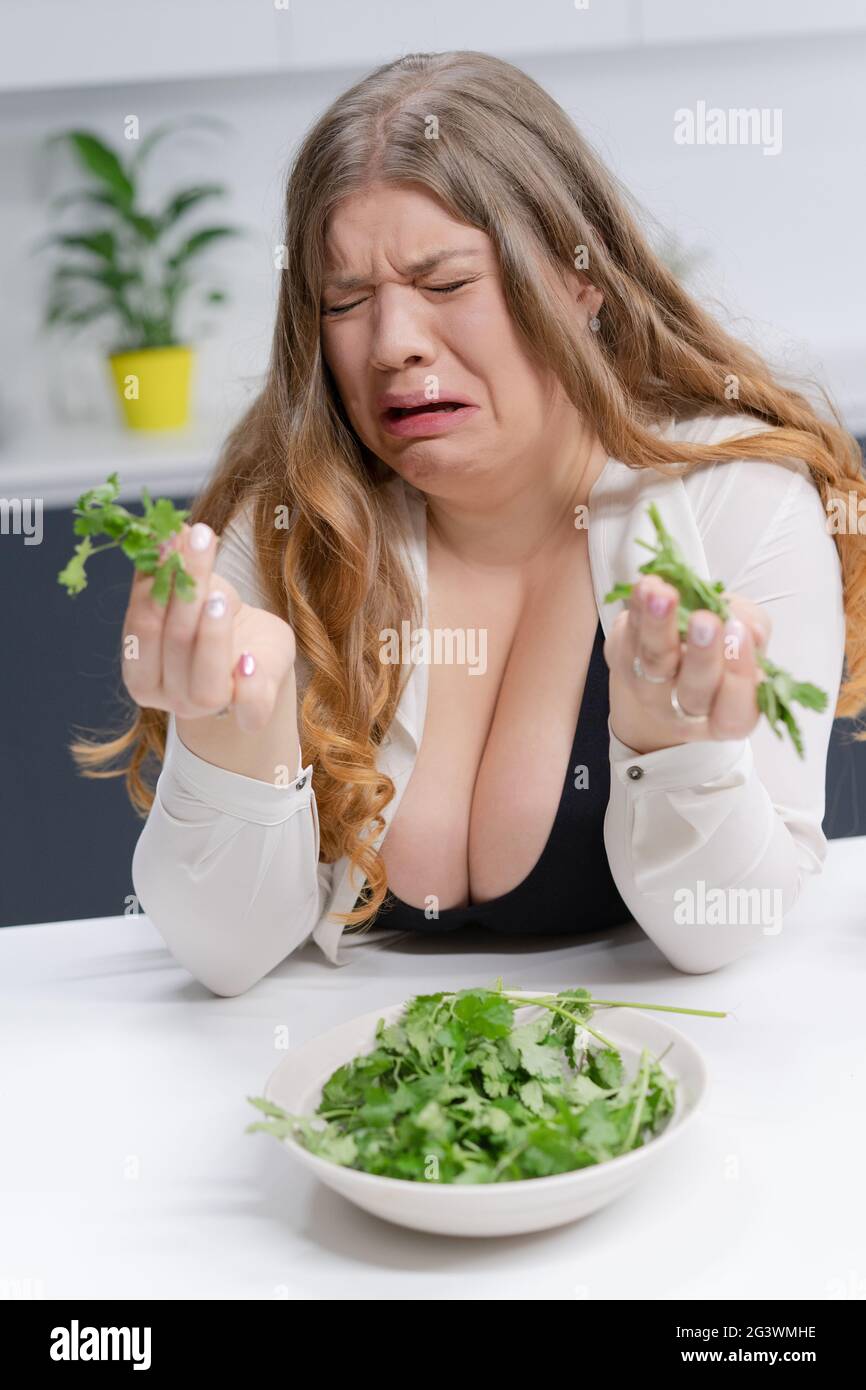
xmin=2 ymin=0 xmax=864 ymax=95
xmin=638 ymin=0 xmax=866 ymax=46
xmin=0 ymin=421 xmax=226 ymax=509
xmin=0 ymin=0 xmax=636 ymax=94
xmin=0 ymin=0 xmax=289 ymax=94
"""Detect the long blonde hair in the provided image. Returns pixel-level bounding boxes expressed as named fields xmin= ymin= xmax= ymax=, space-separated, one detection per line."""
xmin=71 ymin=50 xmax=866 ymax=929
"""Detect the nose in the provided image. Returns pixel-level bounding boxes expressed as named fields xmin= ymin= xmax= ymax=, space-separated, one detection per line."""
xmin=368 ymin=283 xmax=437 ymax=373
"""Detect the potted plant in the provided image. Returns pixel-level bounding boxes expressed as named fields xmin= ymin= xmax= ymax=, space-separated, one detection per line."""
xmin=35 ymin=118 xmax=244 ymax=431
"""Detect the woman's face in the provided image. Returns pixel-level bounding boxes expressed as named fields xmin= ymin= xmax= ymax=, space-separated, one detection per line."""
xmin=320 ymin=181 xmax=598 ymax=500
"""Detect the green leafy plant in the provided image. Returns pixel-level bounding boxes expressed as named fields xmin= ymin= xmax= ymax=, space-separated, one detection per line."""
xmin=604 ymin=502 xmax=828 ymax=758
xmin=35 ymin=118 xmax=243 ymax=352
xmin=246 ymin=981 xmax=726 ymax=1184
xmin=57 ymin=472 xmax=194 ymax=604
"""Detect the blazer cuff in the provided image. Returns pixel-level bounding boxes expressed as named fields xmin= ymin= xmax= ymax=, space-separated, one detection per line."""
xmin=163 ymin=715 xmax=313 ymax=825
xmin=608 ymin=713 xmax=751 ymax=792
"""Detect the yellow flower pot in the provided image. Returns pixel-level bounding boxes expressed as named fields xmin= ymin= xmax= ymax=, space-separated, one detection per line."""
xmin=108 ymin=345 xmax=194 ymax=430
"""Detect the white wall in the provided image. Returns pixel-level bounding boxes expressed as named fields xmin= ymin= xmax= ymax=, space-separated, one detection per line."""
xmin=541 ymin=30 xmax=866 ymax=430
xmin=0 ymin=0 xmax=863 ymax=483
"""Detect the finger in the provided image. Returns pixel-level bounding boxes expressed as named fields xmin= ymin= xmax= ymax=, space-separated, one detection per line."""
xmin=162 ymin=522 xmax=217 ymax=705
xmin=675 ymin=609 xmax=725 ymax=717
xmin=230 ymin=652 xmax=276 ymax=735
xmin=187 ymin=578 xmax=242 ymax=714
xmin=722 ymin=592 xmax=772 ymax=650
xmin=709 ymin=617 xmax=761 ymax=740
xmin=122 ymin=564 xmax=173 ymax=702
xmin=631 ymin=576 xmax=681 ymax=682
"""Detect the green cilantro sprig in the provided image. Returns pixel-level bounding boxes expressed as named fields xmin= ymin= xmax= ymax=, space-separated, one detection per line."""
xmin=603 ymin=502 xmax=828 ymax=758
xmin=57 ymin=471 xmax=196 ymax=605
xmin=246 ymin=981 xmax=725 ymax=1184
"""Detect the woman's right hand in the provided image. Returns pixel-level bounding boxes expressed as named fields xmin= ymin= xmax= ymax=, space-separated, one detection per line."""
xmin=121 ymin=520 xmax=296 ymax=734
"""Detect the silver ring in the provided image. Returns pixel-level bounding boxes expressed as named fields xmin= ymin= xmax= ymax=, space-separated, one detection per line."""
xmin=632 ymin=652 xmax=675 ymax=684
xmin=670 ymin=684 xmax=709 ymax=724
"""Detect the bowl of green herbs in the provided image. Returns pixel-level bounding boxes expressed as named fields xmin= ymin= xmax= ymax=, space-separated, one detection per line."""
xmin=245 ymin=981 xmax=714 ymax=1237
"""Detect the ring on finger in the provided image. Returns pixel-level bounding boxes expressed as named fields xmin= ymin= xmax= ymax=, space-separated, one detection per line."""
xmin=670 ymin=683 xmax=710 ymax=724
xmin=633 ymin=652 xmax=677 ymax=684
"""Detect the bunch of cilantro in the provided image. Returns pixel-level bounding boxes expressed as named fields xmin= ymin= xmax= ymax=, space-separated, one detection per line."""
xmin=246 ymin=982 xmax=724 ymax=1184
xmin=604 ymin=502 xmax=828 ymax=757
xmin=57 ymin=471 xmax=195 ymax=605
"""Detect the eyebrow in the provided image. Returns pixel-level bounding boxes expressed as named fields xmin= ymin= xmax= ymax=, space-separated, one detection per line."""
xmin=322 ymin=247 xmax=485 ymax=294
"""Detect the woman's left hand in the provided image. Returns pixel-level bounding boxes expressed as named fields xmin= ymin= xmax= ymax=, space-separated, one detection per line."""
xmin=603 ymin=575 xmax=772 ymax=754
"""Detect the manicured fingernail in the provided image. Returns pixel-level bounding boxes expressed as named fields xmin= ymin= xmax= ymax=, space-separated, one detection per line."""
xmin=647 ymin=590 xmax=672 ymax=618
xmin=690 ymin=614 xmax=716 ymax=646
xmin=189 ymin=522 xmax=213 ymax=551
xmin=724 ymin=617 xmax=748 ymax=648
xmin=206 ymin=591 xmax=227 ymax=619
xmin=238 ymin=652 xmax=256 ymax=677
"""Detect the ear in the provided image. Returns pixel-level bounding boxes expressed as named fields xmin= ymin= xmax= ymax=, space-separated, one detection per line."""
xmin=576 ymin=272 xmax=604 ymax=320
xmin=564 ymin=266 xmax=604 ymax=324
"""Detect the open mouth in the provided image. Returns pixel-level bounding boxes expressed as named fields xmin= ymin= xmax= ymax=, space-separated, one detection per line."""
xmin=385 ymin=402 xmax=465 ymax=419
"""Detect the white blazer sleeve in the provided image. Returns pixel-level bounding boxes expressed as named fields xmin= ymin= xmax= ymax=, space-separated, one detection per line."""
xmin=603 ymin=454 xmax=847 ymax=974
xmin=131 ymin=500 xmax=333 ymax=996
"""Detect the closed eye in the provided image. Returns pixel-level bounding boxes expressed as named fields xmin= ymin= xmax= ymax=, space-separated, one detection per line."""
xmin=322 ymin=279 xmax=474 ymax=318
xmin=427 ymin=280 xmax=471 ymax=296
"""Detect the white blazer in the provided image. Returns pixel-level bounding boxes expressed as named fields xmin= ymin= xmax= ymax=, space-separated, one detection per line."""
xmin=132 ymin=412 xmax=846 ymax=994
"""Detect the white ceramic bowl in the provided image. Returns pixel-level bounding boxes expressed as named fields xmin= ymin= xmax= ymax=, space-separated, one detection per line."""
xmin=262 ymin=993 xmax=708 ymax=1237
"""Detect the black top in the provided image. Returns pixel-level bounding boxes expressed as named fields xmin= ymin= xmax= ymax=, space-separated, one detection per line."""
xmin=355 ymin=618 xmax=632 ymax=937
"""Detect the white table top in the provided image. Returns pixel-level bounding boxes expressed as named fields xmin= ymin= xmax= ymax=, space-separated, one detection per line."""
xmin=2 ymin=835 xmax=864 ymax=1301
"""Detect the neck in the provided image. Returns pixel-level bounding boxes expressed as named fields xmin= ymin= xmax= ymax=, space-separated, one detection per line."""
xmin=423 ymin=419 xmax=607 ymax=569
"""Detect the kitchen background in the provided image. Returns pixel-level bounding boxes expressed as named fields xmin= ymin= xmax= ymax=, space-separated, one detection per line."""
xmin=1 ymin=0 xmax=864 ymax=927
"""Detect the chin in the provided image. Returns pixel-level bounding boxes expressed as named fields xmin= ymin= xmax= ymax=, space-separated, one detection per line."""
xmin=391 ymin=446 xmax=486 ymax=489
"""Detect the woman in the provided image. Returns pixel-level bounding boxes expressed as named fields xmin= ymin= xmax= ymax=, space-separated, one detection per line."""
xmin=75 ymin=51 xmax=865 ymax=997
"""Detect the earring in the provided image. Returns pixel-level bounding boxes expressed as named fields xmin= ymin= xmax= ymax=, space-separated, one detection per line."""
xmin=589 ymin=312 xmax=601 ymax=333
